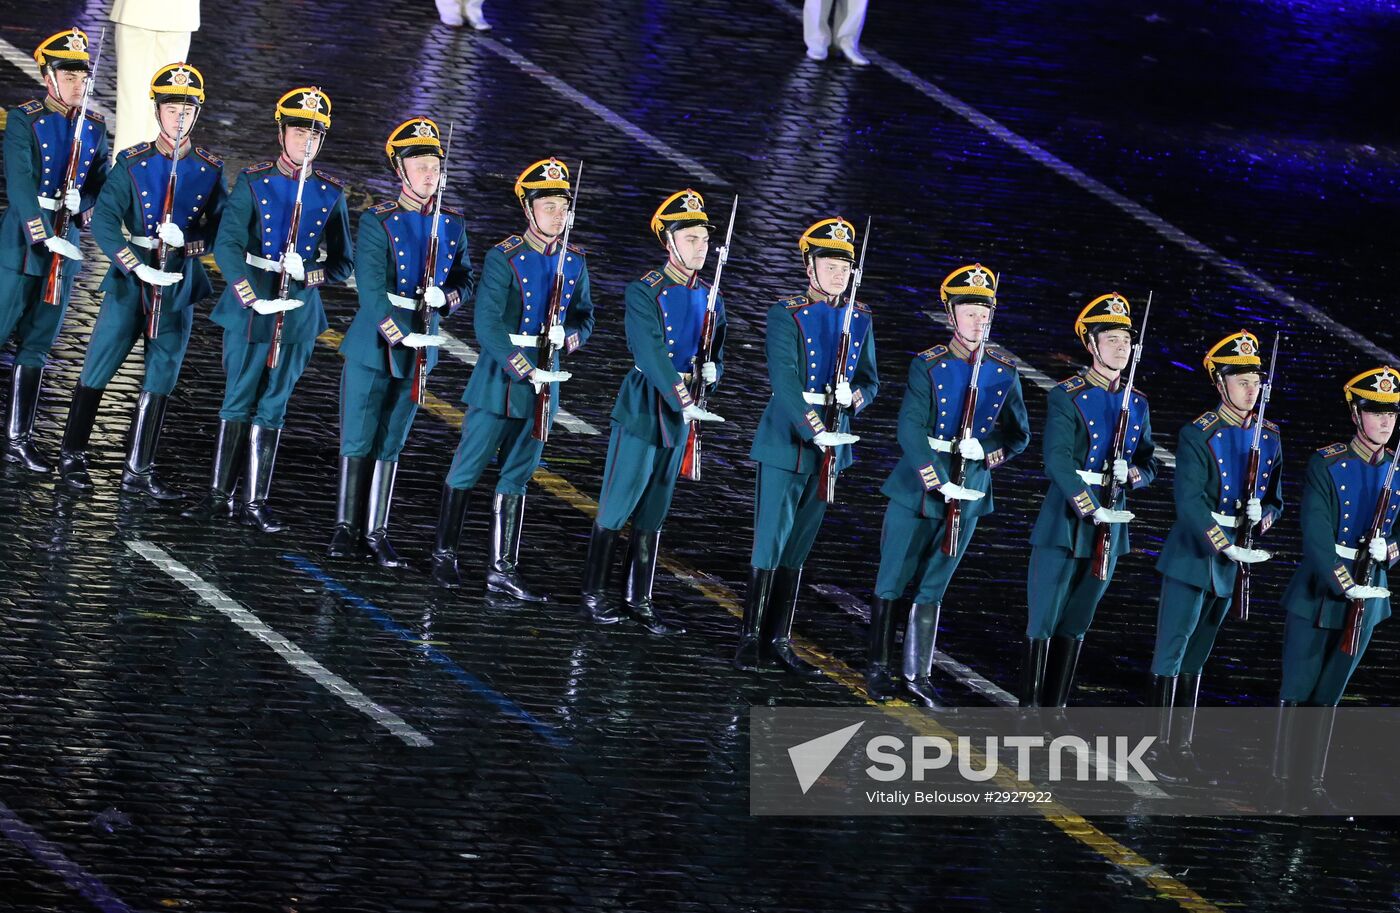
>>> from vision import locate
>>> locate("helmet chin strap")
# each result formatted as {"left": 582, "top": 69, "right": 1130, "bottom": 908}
{"left": 807, "top": 255, "right": 836, "bottom": 300}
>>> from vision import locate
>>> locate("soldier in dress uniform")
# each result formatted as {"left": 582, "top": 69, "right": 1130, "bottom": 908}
{"left": 183, "top": 87, "right": 353, "bottom": 528}
{"left": 1145, "top": 330, "right": 1283, "bottom": 782}
{"left": 1020, "top": 294, "right": 1158, "bottom": 707}
{"left": 734, "top": 218, "right": 877, "bottom": 676}
{"left": 1265, "top": 367, "right": 1398, "bottom": 812}
{"left": 56, "top": 63, "right": 225, "bottom": 500}
{"left": 429, "top": 158, "right": 592, "bottom": 600}
{"left": 865, "top": 265, "right": 1030, "bottom": 705}
{"left": 1, "top": 29, "right": 109, "bottom": 473}
{"left": 575, "top": 189, "right": 726, "bottom": 633}
{"left": 330, "top": 116, "right": 475, "bottom": 567}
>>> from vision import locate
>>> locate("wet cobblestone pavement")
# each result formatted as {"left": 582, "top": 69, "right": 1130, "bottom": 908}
{"left": 2, "top": 0, "right": 1399, "bottom": 910}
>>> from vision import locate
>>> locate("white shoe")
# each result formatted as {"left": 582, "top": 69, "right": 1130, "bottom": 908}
{"left": 840, "top": 44, "right": 870, "bottom": 66}
{"left": 806, "top": 46, "right": 829, "bottom": 61}
{"left": 466, "top": 0, "right": 492, "bottom": 30}
{"left": 436, "top": 0, "right": 464, "bottom": 26}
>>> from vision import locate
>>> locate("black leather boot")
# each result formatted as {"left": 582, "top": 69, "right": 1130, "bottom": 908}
{"left": 4, "top": 364, "right": 53, "bottom": 473}
{"left": 239, "top": 425, "right": 286, "bottom": 533}
{"left": 327, "top": 456, "right": 370, "bottom": 557}
{"left": 866, "top": 596, "right": 900, "bottom": 701}
{"left": 1173, "top": 672, "right": 1215, "bottom": 785}
{"left": 1301, "top": 705, "right": 1346, "bottom": 816}
{"left": 120, "top": 392, "right": 184, "bottom": 500}
{"left": 734, "top": 567, "right": 775, "bottom": 671}
{"left": 58, "top": 383, "right": 105, "bottom": 491}
{"left": 1018, "top": 637, "right": 1050, "bottom": 708}
{"left": 902, "top": 602, "right": 943, "bottom": 707}
{"left": 430, "top": 483, "right": 470, "bottom": 588}
{"left": 1043, "top": 634, "right": 1084, "bottom": 708}
{"left": 183, "top": 419, "right": 248, "bottom": 518}
{"left": 363, "top": 459, "right": 405, "bottom": 568}
{"left": 578, "top": 523, "right": 622, "bottom": 624}
{"left": 1259, "top": 699, "right": 1300, "bottom": 814}
{"left": 1142, "top": 674, "right": 1188, "bottom": 784}
{"left": 486, "top": 492, "right": 546, "bottom": 602}
{"left": 622, "top": 529, "right": 683, "bottom": 635}
{"left": 763, "top": 566, "right": 821, "bottom": 678}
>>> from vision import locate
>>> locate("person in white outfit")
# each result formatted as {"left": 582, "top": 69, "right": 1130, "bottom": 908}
{"left": 109, "top": 0, "right": 201, "bottom": 154}
{"left": 436, "top": 0, "right": 491, "bottom": 30}
{"left": 803, "top": 0, "right": 869, "bottom": 66}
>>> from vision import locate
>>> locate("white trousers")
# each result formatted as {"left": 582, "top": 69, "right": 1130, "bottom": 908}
{"left": 114, "top": 23, "right": 192, "bottom": 155}
{"left": 803, "top": 0, "right": 868, "bottom": 54}
{"left": 434, "top": 0, "right": 485, "bottom": 22}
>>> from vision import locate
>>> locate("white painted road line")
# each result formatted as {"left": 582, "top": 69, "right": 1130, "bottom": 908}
{"left": 762, "top": 0, "right": 1399, "bottom": 365}
{"left": 438, "top": 330, "right": 600, "bottom": 435}
{"left": 128, "top": 539, "right": 433, "bottom": 748}
{"left": 476, "top": 36, "right": 723, "bottom": 185}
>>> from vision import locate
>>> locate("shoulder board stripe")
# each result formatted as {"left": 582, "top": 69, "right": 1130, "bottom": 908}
{"left": 496, "top": 235, "right": 524, "bottom": 254}
{"left": 1317, "top": 442, "right": 1348, "bottom": 458}
{"left": 86, "top": 110, "right": 105, "bottom": 124}
{"left": 121, "top": 142, "right": 151, "bottom": 161}
{"left": 1194, "top": 411, "right": 1219, "bottom": 431}
{"left": 918, "top": 344, "right": 949, "bottom": 362}
{"left": 244, "top": 160, "right": 276, "bottom": 174}
{"left": 985, "top": 345, "right": 1017, "bottom": 367}
{"left": 780, "top": 295, "right": 810, "bottom": 309}
{"left": 1263, "top": 419, "right": 1280, "bottom": 434}
{"left": 441, "top": 204, "right": 464, "bottom": 218}
{"left": 19, "top": 99, "right": 43, "bottom": 115}
{"left": 567, "top": 242, "right": 586, "bottom": 256}
{"left": 370, "top": 200, "right": 399, "bottom": 215}
{"left": 194, "top": 146, "right": 223, "bottom": 168}
{"left": 1058, "top": 375, "right": 1087, "bottom": 393}
{"left": 313, "top": 168, "right": 344, "bottom": 188}
{"left": 640, "top": 270, "right": 664, "bottom": 287}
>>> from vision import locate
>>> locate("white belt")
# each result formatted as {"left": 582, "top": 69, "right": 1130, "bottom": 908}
{"left": 509, "top": 333, "right": 538, "bottom": 347}
{"left": 38, "top": 196, "right": 59, "bottom": 211}
{"left": 387, "top": 292, "right": 417, "bottom": 310}
{"left": 634, "top": 365, "right": 692, "bottom": 383}
{"left": 245, "top": 252, "right": 281, "bottom": 273}
{"left": 927, "top": 437, "right": 954, "bottom": 453}
{"left": 1076, "top": 469, "right": 1106, "bottom": 486}
{"left": 802, "top": 391, "right": 827, "bottom": 405}
{"left": 1211, "top": 512, "right": 1237, "bottom": 529}
{"left": 1336, "top": 544, "right": 1358, "bottom": 560}
{"left": 128, "top": 235, "right": 158, "bottom": 250}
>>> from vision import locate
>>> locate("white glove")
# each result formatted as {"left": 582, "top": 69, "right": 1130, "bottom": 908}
{"left": 1092, "top": 507, "right": 1135, "bottom": 525}
{"left": 1369, "top": 536, "right": 1388, "bottom": 562}
{"left": 1246, "top": 498, "right": 1263, "bottom": 524}
{"left": 547, "top": 323, "right": 565, "bottom": 347}
{"left": 701, "top": 361, "right": 718, "bottom": 384}
{"left": 157, "top": 221, "right": 184, "bottom": 249}
{"left": 938, "top": 482, "right": 985, "bottom": 502}
{"left": 402, "top": 333, "right": 445, "bottom": 349}
{"left": 134, "top": 263, "right": 181, "bottom": 286}
{"left": 423, "top": 286, "right": 446, "bottom": 310}
{"left": 1345, "top": 584, "right": 1390, "bottom": 601}
{"left": 282, "top": 251, "right": 306, "bottom": 282}
{"left": 1113, "top": 458, "right": 1129, "bottom": 485}
{"left": 813, "top": 430, "right": 859, "bottom": 448}
{"left": 958, "top": 437, "right": 985, "bottom": 461}
{"left": 529, "top": 367, "right": 571, "bottom": 384}
{"left": 1223, "top": 545, "right": 1271, "bottom": 564}
{"left": 835, "top": 381, "right": 853, "bottom": 407}
{"left": 44, "top": 236, "right": 83, "bottom": 261}
{"left": 251, "top": 297, "right": 302, "bottom": 315}
{"left": 63, "top": 187, "right": 83, "bottom": 213}
{"left": 682, "top": 404, "right": 725, "bottom": 423}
